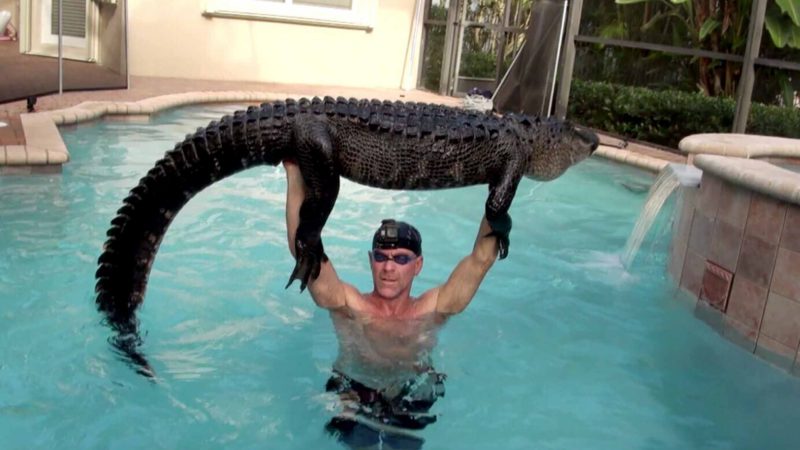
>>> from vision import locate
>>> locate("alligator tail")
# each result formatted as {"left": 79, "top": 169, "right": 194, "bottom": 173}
{"left": 94, "top": 102, "right": 294, "bottom": 373}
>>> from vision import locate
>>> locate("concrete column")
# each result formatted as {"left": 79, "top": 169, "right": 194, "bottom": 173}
{"left": 554, "top": 0, "right": 583, "bottom": 119}
{"left": 733, "top": 0, "right": 768, "bottom": 133}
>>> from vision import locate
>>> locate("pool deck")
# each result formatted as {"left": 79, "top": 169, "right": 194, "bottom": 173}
{"left": 0, "top": 76, "right": 683, "bottom": 174}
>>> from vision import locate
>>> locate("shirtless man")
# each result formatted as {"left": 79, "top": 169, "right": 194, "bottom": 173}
{"left": 284, "top": 161, "right": 499, "bottom": 448}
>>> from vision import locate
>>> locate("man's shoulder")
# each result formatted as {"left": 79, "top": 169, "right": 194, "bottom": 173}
{"left": 417, "top": 287, "right": 440, "bottom": 301}
{"left": 413, "top": 288, "right": 441, "bottom": 315}
{"left": 339, "top": 285, "right": 371, "bottom": 311}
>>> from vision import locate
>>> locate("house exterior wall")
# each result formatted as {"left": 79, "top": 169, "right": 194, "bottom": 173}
{"left": 97, "top": 0, "right": 125, "bottom": 74}
{"left": 128, "top": 0, "right": 419, "bottom": 89}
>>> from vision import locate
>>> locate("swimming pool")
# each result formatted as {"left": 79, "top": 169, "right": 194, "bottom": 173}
{"left": 2, "top": 104, "right": 799, "bottom": 449}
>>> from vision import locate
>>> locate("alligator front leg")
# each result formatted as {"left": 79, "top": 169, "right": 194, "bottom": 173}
{"left": 485, "top": 172, "right": 521, "bottom": 259}
{"left": 286, "top": 119, "right": 341, "bottom": 291}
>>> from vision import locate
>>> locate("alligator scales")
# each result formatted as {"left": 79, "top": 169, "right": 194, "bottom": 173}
{"left": 94, "top": 96, "right": 597, "bottom": 370}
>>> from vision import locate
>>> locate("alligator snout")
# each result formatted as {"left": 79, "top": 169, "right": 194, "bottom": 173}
{"left": 575, "top": 127, "right": 599, "bottom": 153}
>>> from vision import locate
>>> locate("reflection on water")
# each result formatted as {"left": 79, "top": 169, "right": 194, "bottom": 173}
{"left": 0, "top": 3, "right": 128, "bottom": 103}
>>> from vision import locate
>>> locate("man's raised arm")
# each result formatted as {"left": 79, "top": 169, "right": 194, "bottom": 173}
{"left": 284, "top": 161, "right": 354, "bottom": 310}
{"left": 434, "top": 216, "right": 499, "bottom": 315}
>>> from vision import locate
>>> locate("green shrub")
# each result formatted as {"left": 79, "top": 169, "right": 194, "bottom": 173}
{"left": 460, "top": 50, "right": 496, "bottom": 79}
{"left": 568, "top": 80, "right": 800, "bottom": 149}
{"left": 421, "top": 26, "right": 445, "bottom": 91}
{"left": 750, "top": 102, "right": 800, "bottom": 138}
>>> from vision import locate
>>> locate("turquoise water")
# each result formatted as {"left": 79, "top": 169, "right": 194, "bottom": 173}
{"left": 1, "top": 104, "right": 799, "bottom": 449}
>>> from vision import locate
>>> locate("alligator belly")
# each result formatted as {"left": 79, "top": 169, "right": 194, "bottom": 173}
{"left": 340, "top": 167, "right": 484, "bottom": 191}
{"left": 336, "top": 149, "right": 488, "bottom": 191}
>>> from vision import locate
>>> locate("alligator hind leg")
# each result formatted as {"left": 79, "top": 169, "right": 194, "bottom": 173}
{"left": 286, "top": 119, "right": 340, "bottom": 291}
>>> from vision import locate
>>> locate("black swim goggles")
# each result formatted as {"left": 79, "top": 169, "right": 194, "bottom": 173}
{"left": 369, "top": 250, "right": 417, "bottom": 265}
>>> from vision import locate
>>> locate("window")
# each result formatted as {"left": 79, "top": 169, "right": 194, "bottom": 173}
{"left": 204, "top": 0, "right": 376, "bottom": 31}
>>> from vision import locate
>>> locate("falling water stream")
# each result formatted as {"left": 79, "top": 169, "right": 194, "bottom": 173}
{"left": 622, "top": 163, "right": 703, "bottom": 268}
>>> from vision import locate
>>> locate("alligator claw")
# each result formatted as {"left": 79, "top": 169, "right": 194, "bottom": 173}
{"left": 487, "top": 230, "right": 510, "bottom": 259}
{"left": 286, "top": 239, "right": 325, "bottom": 292}
{"left": 486, "top": 212, "right": 512, "bottom": 259}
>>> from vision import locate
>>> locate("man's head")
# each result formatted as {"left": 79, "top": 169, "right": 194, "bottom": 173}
{"left": 369, "top": 219, "right": 423, "bottom": 301}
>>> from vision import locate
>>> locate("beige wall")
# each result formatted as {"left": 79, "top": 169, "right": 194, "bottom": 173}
{"left": 128, "top": 0, "right": 419, "bottom": 89}
{"left": 97, "top": 0, "right": 125, "bottom": 73}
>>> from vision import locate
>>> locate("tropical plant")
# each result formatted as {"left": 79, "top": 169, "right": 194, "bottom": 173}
{"left": 460, "top": 0, "right": 534, "bottom": 79}
{"left": 611, "top": 0, "right": 749, "bottom": 96}
{"left": 611, "top": 0, "right": 800, "bottom": 99}
{"left": 765, "top": 0, "right": 800, "bottom": 48}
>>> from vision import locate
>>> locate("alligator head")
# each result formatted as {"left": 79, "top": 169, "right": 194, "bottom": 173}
{"left": 523, "top": 118, "right": 599, "bottom": 181}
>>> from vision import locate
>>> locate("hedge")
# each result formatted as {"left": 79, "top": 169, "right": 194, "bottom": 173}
{"left": 568, "top": 80, "right": 800, "bottom": 149}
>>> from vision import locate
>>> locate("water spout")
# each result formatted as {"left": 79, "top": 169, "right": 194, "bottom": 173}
{"left": 666, "top": 163, "right": 703, "bottom": 188}
{"left": 622, "top": 163, "right": 702, "bottom": 269}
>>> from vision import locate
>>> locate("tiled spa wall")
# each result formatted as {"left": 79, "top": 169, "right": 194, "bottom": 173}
{"left": 669, "top": 173, "right": 800, "bottom": 374}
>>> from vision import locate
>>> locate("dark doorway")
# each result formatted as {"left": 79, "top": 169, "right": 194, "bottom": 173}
{"left": 418, "top": 0, "right": 533, "bottom": 96}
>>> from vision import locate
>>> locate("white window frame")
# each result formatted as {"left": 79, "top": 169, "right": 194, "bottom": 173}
{"left": 41, "top": 0, "right": 91, "bottom": 48}
{"left": 204, "top": 0, "right": 376, "bottom": 31}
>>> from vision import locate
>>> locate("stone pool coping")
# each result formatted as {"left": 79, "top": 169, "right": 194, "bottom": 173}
{"left": 0, "top": 90, "right": 675, "bottom": 175}
{"left": 693, "top": 154, "right": 800, "bottom": 206}
{"left": 680, "top": 133, "right": 800, "bottom": 159}
{"left": 679, "top": 133, "right": 800, "bottom": 208}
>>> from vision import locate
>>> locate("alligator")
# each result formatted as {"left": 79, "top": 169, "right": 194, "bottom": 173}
{"left": 94, "top": 96, "right": 597, "bottom": 374}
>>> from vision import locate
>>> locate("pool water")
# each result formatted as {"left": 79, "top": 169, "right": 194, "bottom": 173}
{"left": 2, "top": 104, "right": 799, "bottom": 449}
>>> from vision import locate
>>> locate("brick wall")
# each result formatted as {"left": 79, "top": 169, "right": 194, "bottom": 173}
{"left": 670, "top": 173, "right": 800, "bottom": 374}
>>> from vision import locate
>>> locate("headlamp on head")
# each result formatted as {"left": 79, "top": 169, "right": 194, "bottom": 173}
{"left": 379, "top": 219, "right": 399, "bottom": 242}
{"left": 372, "top": 219, "right": 422, "bottom": 256}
